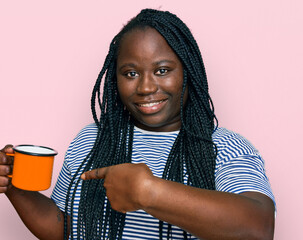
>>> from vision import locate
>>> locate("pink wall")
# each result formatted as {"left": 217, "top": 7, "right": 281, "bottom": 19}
{"left": 1, "top": 0, "right": 302, "bottom": 239}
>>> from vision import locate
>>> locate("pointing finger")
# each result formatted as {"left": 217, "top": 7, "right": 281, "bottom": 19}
{"left": 81, "top": 167, "right": 109, "bottom": 180}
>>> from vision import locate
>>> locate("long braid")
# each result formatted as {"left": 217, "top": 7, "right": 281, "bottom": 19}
{"left": 144, "top": 10, "right": 217, "bottom": 237}
{"left": 65, "top": 9, "right": 218, "bottom": 239}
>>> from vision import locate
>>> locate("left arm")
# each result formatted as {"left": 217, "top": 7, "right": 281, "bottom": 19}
{"left": 81, "top": 163, "right": 275, "bottom": 240}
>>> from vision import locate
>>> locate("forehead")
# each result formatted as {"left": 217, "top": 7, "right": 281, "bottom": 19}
{"left": 117, "top": 27, "right": 179, "bottom": 62}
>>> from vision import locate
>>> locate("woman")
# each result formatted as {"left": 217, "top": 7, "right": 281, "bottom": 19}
{"left": 0, "top": 9, "right": 275, "bottom": 240}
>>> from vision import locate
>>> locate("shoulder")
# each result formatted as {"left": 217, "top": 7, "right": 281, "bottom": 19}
{"left": 76, "top": 123, "right": 98, "bottom": 138}
{"left": 212, "top": 127, "right": 265, "bottom": 170}
{"left": 212, "top": 127, "right": 260, "bottom": 159}
{"left": 212, "top": 128, "right": 276, "bottom": 205}
{"left": 64, "top": 123, "right": 98, "bottom": 165}
{"left": 71, "top": 123, "right": 98, "bottom": 146}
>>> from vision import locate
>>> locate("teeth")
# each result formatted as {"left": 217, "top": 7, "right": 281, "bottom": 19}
{"left": 138, "top": 100, "right": 164, "bottom": 107}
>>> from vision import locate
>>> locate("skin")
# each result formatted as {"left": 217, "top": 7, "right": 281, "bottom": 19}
{"left": 116, "top": 27, "right": 188, "bottom": 132}
{"left": 0, "top": 27, "right": 275, "bottom": 240}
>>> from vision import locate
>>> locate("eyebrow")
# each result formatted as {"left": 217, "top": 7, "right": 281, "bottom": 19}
{"left": 154, "top": 60, "right": 175, "bottom": 66}
{"left": 118, "top": 63, "right": 137, "bottom": 70}
{"left": 118, "top": 60, "right": 176, "bottom": 71}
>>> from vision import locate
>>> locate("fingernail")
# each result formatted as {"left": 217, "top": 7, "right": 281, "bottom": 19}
{"left": 80, "top": 174, "right": 85, "bottom": 180}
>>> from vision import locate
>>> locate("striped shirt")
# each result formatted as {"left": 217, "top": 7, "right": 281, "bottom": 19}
{"left": 51, "top": 123, "right": 275, "bottom": 239}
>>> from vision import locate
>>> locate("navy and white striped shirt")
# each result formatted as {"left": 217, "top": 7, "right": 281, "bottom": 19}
{"left": 51, "top": 123, "right": 275, "bottom": 239}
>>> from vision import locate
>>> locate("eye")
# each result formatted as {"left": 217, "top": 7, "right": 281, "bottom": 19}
{"left": 155, "top": 68, "right": 169, "bottom": 75}
{"left": 125, "top": 71, "right": 139, "bottom": 78}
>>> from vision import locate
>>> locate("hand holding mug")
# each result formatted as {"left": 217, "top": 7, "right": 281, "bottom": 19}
{"left": 1, "top": 144, "right": 57, "bottom": 192}
{"left": 0, "top": 145, "right": 14, "bottom": 193}
{"left": 7, "top": 145, "right": 58, "bottom": 191}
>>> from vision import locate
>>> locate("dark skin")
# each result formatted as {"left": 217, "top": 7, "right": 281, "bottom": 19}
{"left": 1, "top": 27, "right": 275, "bottom": 240}
{"left": 116, "top": 28, "right": 188, "bottom": 132}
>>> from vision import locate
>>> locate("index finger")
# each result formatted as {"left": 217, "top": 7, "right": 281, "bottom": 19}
{"left": 81, "top": 167, "right": 109, "bottom": 180}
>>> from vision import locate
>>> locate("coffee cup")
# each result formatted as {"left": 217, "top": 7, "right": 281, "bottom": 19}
{"left": 7, "top": 144, "right": 58, "bottom": 191}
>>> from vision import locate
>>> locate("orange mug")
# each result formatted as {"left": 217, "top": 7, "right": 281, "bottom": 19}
{"left": 7, "top": 145, "right": 58, "bottom": 191}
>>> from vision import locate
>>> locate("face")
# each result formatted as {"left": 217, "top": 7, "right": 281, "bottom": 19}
{"left": 116, "top": 27, "right": 187, "bottom": 132}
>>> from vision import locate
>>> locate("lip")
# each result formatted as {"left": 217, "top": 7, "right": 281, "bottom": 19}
{"left": 135, "top": 99, "right": 168, "bottom": 114}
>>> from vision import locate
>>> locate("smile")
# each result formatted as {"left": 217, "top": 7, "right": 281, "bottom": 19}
{"left": 137, "top": 100, "right": 166, "bottom": 107}
{"left": 135, "top": 99, "right": 168, "bottom": 114}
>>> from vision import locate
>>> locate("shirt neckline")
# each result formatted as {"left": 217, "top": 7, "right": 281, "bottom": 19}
{"left": 134, "top": 126, "right": 180, "bottom": 135}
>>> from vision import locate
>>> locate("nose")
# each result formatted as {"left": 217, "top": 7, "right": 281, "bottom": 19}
{"left": 136, "top": 73, "right": 158, "bottom": 95}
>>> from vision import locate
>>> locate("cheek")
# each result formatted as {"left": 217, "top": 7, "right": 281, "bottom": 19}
{"left": 117, "top": 81, "right": 136, "bottom": 110}
{"left": 117, "top": 82, "right": 123, "bottom": 97}
{"left": 164, "top": 76, "right": 184, "bottom": 98}
{"left": 117, "top": 80, "right": 128, "bottom": 100}
{"left": 165, "top": 69, "right": 183, "bottom": 89}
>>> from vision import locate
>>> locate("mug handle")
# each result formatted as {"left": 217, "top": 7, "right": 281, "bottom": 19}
{"left": 5, "top": 153, "right": 14, "bottom": 178}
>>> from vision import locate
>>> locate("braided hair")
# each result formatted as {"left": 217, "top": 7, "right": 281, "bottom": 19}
{"left": 64, "top": 8, "right": 218, "bottom": 240}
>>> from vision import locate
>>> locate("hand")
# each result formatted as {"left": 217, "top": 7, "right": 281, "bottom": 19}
{"left": 81, "top": 163, "right": 155, "bottom": 213}
{"left": 0, "top": 145, "right": 14, "bottom": 193}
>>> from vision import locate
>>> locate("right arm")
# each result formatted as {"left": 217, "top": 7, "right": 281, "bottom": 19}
{"left": 0, "top": 145, "right": 69, "bottom": 240}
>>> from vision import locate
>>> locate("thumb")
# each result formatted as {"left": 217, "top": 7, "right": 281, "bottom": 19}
{"left": 1, "top": 144, "right": 14, "bottom": 153}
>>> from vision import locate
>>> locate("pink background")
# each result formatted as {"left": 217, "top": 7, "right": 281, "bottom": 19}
{"left": 1, "top": 0, "right": 302, "bottom": 239}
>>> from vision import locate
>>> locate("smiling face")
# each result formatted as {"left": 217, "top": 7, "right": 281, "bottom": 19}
{"left": 116, "top": 27, "right": 187, "bottom": 132}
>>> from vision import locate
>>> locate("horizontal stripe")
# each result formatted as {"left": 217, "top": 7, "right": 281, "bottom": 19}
{"left": 51, "top": 123, "right": 275, "bottom": 239}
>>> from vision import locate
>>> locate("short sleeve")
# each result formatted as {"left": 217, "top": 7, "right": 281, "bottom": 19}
{"left": 213, "top": 128, "right": 276, "bottom": 207}
{"left": 51, "top": 123, "right": 98, "bottom": 214}
{"left": 215, "top": 154, "right": 275, "bottom": 204}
